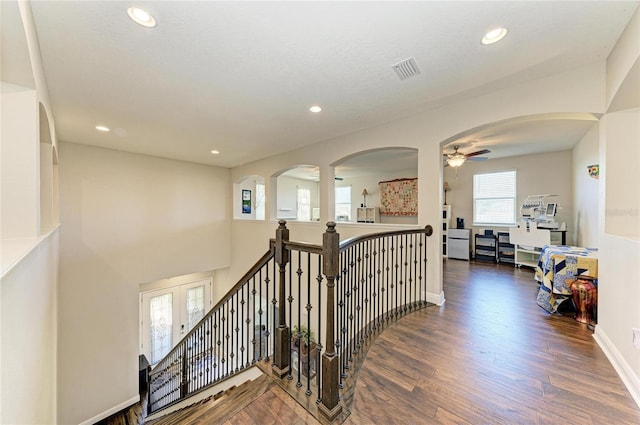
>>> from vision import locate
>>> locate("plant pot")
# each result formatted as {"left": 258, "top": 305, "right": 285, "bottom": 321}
{"left": 291, "top": 340, "right": 317, "bottom": 379}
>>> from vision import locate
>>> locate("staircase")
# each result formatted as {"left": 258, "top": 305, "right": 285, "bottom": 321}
{"left": 145, "top": 221, "right": 433, "bottom": 423}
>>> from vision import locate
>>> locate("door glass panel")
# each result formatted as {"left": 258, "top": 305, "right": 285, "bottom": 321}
{"left": 186, "top": 286, "right": 205, "bottom": 332}
{"left": 150, "top": 293, "right": 173, "bottom": 364}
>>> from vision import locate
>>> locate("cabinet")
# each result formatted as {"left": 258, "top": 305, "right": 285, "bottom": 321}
{"left": 442, "top": 206, "right": 451, "bottom": 257}
{"left": 356, "top": 207, "right": 379, "bottom": 223}
{"left": 497, "top": 232, "right": 515, "bottom": 265}
{"left": 515, "top": 246, "right": 543, "bottom": 268}
{"left": 475, "top": 234, "right": 497, "bottom": 262}
{"left": 509, "top": 224, "right": 550, "bottom": 268}
{"left": 448, "top": 228, "right": 471, "bottom": 260}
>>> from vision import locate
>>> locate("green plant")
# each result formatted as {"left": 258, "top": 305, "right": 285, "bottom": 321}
{"left": 292, "top": 324, "right": 315, "bottom": 347}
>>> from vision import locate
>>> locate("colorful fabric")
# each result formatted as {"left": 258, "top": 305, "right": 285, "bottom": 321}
{"left": 378, "top": 178, "right": 418, "bottom": 216}
{"left": 535, "top": 245, "right": 598, "bottom": 314}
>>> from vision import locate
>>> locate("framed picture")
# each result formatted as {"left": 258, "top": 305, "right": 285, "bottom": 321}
{"left": 242, "top": 189, "right": 251, "bottom": 214}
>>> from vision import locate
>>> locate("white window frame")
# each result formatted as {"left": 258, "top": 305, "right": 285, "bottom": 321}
{"left": 473, "top": 170, "right": 517, "bottom": 226}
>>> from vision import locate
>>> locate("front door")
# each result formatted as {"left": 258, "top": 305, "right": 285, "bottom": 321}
{"left": 140, "top": 279, "right": 212, "bottom": 365}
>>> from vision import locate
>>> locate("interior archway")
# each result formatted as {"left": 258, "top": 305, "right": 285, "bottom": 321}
{"left": 233, "top": 175, "right": 266, "bottom": 220}
{"left": 273, "top": 165, "right": 320, "bottom": 221}
{"left": 333, "top": 148, "right": 418, "bottom": 224}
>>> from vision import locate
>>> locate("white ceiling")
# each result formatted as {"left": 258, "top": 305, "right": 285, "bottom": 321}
{"left": 6, "top": 1, "right": 638, "bottom": 168}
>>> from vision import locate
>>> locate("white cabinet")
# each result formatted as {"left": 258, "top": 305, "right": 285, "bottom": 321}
{"left": 448, "top": 228, "right": 471, "bottom": 260}
{"left": 356, "top": 207, "right": 379, "bottom": 223}
{"left": 514, "top": 246, "right": 543, "bottom": 268}
{"left": 509, "top": 222, "right": 550, "bottom": 268}
{"left": 442, "top": 206, "right": 451, "bottom": 257}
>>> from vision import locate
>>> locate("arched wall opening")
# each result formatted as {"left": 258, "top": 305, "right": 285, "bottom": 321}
{"left": 332, "top": 147, "right": 418, "bottom": 225}
{"left": 272, "top": 165, "right": 321, "bottom": 222}
{"left": 233, "top": 175, "right": 266, "bottom": 220}
{"left": 438, "top": 112, "right": 600, "bottom": 256}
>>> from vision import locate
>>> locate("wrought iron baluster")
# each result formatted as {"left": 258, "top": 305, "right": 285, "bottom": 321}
{"left": 338, "top": 250, "right": 346, "bottom": 385}
{"left": 401, "top": 233, "right": 407, "bottom": 314}
{"left": 295, "top": 250, "right": 303, "bottom": 388}
{"left": 365, "top": 239, "right": 371, "bottom": 338}
{"left": 240, "top": 286, "right": 245, "bottom": 370}
{"left": 233, "top": 292, "right": 238, "bottom": 373}
{"left": 287, "top": 252, "right": 293, "bottom": 381}
{"left": 258, "top": 269, "right": 263, "bottom": 360}
{"left": 317, "top": 254, "right": 323, "bottom": 403}
{"left": 265, "top": 261, "right": 270, "bottom": 362}
{"left": 305, "top": 251, "right": 312, "bottom": 397}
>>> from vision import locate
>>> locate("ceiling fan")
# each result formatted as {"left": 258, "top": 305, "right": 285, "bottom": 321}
{"left": 443, "top": 145, "right": 491, "bottom": 167}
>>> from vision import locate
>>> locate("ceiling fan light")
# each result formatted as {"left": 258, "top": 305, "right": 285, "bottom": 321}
{"left": 447, "top": 156, "right": 466, "bottom": 167}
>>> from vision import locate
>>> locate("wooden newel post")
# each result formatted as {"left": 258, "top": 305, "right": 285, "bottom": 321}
{"left": 272, "top": 220, "right": 291, "bottom": 377}
{"left": 319, "top": 221, "right": 343, "bottom": 421}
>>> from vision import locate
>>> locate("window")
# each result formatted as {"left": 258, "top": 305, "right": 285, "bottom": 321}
{"left": 296, "top": 186, "right": 311, "bottom": 221}
{"left": 335, "top": 186, "right": 351, "bottom": 221}
{"left": 473, "top": 170, "right": 516, "bottom": 225}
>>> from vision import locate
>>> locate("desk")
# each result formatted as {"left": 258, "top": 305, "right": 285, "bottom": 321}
{"left": 535, "top": 245, "right": 598, "bottom": 314}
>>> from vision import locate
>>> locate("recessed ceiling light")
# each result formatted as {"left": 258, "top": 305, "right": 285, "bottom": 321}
{"left": 482, "top": 27, "right": 507, "bottom": 45}
{"left": 210, "top": 150, "right": 220, "bottom": 155}
{"left": 96, "top": 125, "right": 110, "bottom": 132}
{"left": 127, "top": 7, "right": 157, "bottom": 28}
{"left": 309, "top": 105, "right": 322, "bottom": 113}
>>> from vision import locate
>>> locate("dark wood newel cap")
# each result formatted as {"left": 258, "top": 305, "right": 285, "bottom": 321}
{"left": 326, "top": 221, "right": 337, "bottom": 232}
{"left": 278, "top": 220, "right": 287, "bottom": 228}
{"left": 425, "top": 224, "right": 433, "bottom": 236}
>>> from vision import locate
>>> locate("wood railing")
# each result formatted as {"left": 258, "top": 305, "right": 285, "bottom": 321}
{"left": 147, "top": 221, "right": 433, "bottom": 421}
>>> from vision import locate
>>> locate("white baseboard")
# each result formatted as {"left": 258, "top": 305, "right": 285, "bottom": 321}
{"left": 79, "top": 394, "right": 140, "bottom": 425}
{"left": 594, "top": 326, "right": 640, "bottom": 408}
{"left": 426, "top": 291, "right": 445, "bottom": 306}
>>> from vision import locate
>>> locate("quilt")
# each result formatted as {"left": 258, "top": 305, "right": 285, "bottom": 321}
{"left": 535, "top": 245, "right": 598, "bottom": 314}
{"left": 378, "top": 178, "right": 418, "bottom": 216}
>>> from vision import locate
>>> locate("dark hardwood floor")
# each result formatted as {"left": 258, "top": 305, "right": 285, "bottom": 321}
{"left": 151, "top": 260, "right": 640, "bottom": 424}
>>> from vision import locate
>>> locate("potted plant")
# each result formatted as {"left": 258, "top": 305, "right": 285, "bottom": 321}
{"left": 291, "top": 324, "right": 317, "bottom": 378}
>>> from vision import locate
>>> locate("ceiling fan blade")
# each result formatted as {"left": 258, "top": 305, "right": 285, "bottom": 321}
{"left": 464, "top": 149, "right": 491, "bottom": 158}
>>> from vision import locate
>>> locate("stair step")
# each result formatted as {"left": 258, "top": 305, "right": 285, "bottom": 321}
{"left": 146, "top": 371, "right": 275, "bottom": 425}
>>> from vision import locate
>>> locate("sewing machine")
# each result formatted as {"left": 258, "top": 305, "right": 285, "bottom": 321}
{"left": 520, "top": 194, "right": 559, "bottom": 229}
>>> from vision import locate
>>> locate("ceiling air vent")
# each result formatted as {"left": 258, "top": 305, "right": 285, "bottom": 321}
{"left": 392, "top": 57, "right": 421, "bottom": 81}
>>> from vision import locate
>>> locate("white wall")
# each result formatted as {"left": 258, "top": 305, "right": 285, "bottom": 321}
{"left": 0, "top": 229, "right": 58, "bottom": 425}
{"left": 572, "top": 124, "right": 600, "bottom": 247}
{"left": 0, "top": 83, "right": 39, "bottom": 241}
{"left": 57, "top": 142, "right": 231, "bottom": 424}
{"left": 1, "top": 2, "right": 59, "bottom": 422}
{"left": 443, "top": 149, "right": 575, "bottom": 249}
{"left": 594, "top": 6, "right": 640, "bottom": 408}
